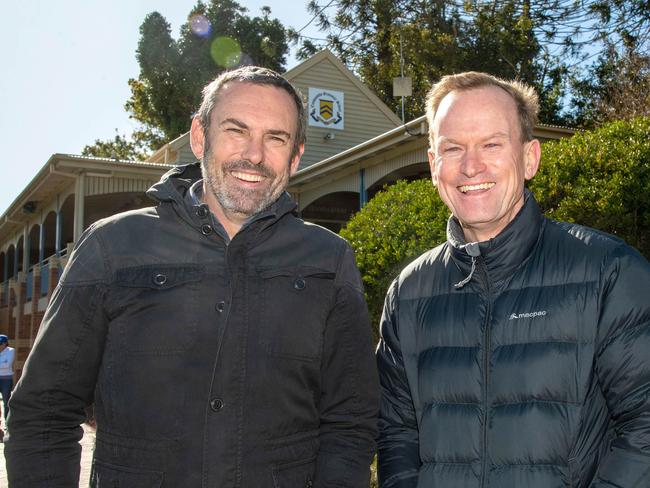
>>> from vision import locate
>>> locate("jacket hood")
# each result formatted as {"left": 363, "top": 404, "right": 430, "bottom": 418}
{"left": 145, "top": 162, "right": 298, "bottom": 230}
{"left": 447, "top": 189, "right": 544, "bottom": 286}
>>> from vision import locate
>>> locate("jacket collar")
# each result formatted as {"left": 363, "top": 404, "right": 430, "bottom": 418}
{"left": 447, "top": 189, "right": 544, "bottom": 286}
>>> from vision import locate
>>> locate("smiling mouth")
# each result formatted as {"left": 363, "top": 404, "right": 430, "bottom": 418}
{"left": 231, "top": 171, "right": 265, "bottom": 183}
{"left": 458, "top": 182, "right": 495, "bottom": 193}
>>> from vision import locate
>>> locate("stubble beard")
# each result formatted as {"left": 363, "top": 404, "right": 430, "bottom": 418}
{"left": 202, "top": 153, "right": 291, "bottom": 218}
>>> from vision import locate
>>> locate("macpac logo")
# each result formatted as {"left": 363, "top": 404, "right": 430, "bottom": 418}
{"left": 509, "top": 310, "right": 547, "bottom": 320}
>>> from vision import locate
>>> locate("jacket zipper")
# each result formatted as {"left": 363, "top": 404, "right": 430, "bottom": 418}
{"left": 478, "top": 256, "right": 493, "bottom": 488}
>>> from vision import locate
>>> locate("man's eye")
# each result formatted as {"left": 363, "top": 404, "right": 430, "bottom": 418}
{"left": 226, "top": 127, "right": 243, "bottom": 134}
{"left": 485, "top": 143, "right": 501, "bottom": 149}
{"left": 443, "top": 147, "right": 460, "bottom": 153}
{"left": 269, "top": 136, "right": 287, "bottom": 144}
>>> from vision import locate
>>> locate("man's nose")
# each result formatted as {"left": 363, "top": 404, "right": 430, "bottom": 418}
{"left": 461, "top": 147, "right": 486, "bottom": 178}
{"left": 240, "top": 135, "right": 264, "bottom": 165}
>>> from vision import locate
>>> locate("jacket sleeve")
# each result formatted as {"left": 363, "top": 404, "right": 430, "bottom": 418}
{"left": 4, "top": 227, "right": 109, "bottom": 488}
{"left": 376, "top": 279, "right": 420, "bottom": 488}
{"left": 590, "top": 245, "right": 650, "bottom": 487}
{"left": 313, "top": 245, "right": 380, "bottom": 488}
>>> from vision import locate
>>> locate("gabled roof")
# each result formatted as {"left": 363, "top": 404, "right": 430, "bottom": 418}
{"left": 284, "top": 49, "right": 402, "bottom": 125}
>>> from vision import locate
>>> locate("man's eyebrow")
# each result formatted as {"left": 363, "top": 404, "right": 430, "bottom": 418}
{"left": 220, "top": 118, "right": 248, "bottom": 129}
{"left": 437, "top": 132, "right": 510, "bottom": 144}
{"left": 220, "top": 118, "right": 292, "bottom": 139}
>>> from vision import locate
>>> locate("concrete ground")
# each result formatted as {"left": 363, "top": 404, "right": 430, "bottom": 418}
{"left": 1, "top": 423, "right": 96, "bottom": 487}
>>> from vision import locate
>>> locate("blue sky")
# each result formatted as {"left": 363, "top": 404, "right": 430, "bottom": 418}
{"left": 0, "top": 1, "right": 320, "bottom": 214}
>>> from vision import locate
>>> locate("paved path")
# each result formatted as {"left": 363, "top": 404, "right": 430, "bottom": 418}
{"left": 1, "top": 423, "right": 96, "bottom": 487}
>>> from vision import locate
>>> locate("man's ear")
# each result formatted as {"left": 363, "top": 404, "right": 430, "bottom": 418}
{"left": 524, "top": 138, "right": 541, "bottom": 180}
{"left": 289, "top": 143, "right": 305, "bottom": 176}
{"left": 427, "top": 148, "right": 439, "bottom": 186}
{"left": 190, "top": 117, "right": 206, "bottom": 159}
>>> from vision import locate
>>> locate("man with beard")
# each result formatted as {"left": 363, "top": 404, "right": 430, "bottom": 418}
{"left": 5, "top": 67, "right": 380, "bottom": 488}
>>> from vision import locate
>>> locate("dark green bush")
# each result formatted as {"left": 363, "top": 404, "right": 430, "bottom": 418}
{"left": 340, "top": 179, "right": 450, "bottom": 338}
{"left": 531, "top": 116, "right": 650, "bottom": 258}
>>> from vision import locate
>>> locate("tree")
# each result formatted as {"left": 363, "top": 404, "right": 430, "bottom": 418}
{"left": 83, "top": 0, "right": 289, "bottom": 160}
{"left": 295, "top": 0, "right": 570, "bottom": 123}
{"left": 570, "top": 40, "right": 650, "bottom": 127}
{"left": 81, "top": 132, "right": 147, "bottom": 161}
{"left": 342, "top": 117, "right": 650, "bottom": 335}
{"left": 294, "top": 0, "right": 650, "bottom": 124}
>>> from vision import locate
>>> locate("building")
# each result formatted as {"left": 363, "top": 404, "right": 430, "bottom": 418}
{"left": 0, "top": 50, "right": 574, "bottom": 374}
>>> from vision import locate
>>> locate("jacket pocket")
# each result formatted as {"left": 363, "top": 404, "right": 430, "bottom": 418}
{"left": 258, "top": 267, "right": 336, "bottom": 361}
{"left": 271, "top": 456, "right": 317, "bottom": 488}
{"left": 90, "top": 460, "right": 163, "bottom": 487}
{"left": 111, "top": 265, "right": 203, "bottom": 355}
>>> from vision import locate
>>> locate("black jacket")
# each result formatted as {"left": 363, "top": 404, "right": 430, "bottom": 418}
{"left": 377, "top": 191, "right": 650, "bottom": 487}
{"left": 5, "top": 163, "right": 380, "bottom": 487}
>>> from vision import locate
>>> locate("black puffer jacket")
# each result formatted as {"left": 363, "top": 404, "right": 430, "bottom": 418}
{"left": 6, "top": 163, "right": 380, "bottom": 487}
{"left": 377, "top": 191, "right": 650, "bottom": 487}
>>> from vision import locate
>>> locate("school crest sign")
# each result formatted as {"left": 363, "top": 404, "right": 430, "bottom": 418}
{"left": 308, "top": 88, "right": 344, "bottom": 130}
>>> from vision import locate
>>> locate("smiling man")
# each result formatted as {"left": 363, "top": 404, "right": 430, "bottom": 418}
{"left": 5, "top": 67, "right": 380, "bottom": 488}
{"left": 376, "top": 72, "right": 650, "bottom": 487}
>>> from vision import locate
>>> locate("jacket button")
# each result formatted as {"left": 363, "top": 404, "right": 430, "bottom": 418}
{"left": 196, "top": 206, "right": 209, "bottom": 218}
{"left": 293, "top": 278, "right": 306, "bottom": 290}
{"left": 210, "top": 398, "right": 224, "bottom": 412}
{"left": 153, "top": 273, "right": 167, "bottom": 286}
{"left": 306, "top": 480, "right": 313, "bottom": 488}
{"left": 201, "top": 224, "right": 213, "bottom": 235}
{"left": 215, "top": 301, "right": 226, "bottom": 313}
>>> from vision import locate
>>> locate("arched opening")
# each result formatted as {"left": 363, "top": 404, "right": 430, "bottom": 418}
{"left": 367, "top": 162, "right": 430, "bottom": 201}
{"left": 42, "top": 211, "right": 57, "bottom": 260}
{"left": 16, "top": 236, "right": 24, "bottom": 274}
{"left": 6, "top": 245, "right": 15, "bottom": 279}
{"left": 60, "top": 195, "right": 75, "bottom": 251}
{"left": 28, "top": 224, "right": 40, "bottom": 267}
{"left": 301, "top": 192, "right": 360, "bottom": 233}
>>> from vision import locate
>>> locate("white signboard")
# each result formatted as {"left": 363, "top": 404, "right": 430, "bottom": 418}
{"left": 308, "top": 87, "right": 344, "bottom": 130}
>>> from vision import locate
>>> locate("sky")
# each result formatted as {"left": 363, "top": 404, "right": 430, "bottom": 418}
{"left": 0, "top": 1, "right": 321, "bottom": 215}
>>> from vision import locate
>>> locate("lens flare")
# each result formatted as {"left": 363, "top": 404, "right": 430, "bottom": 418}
{"left": 211, "top": 37, "right": 242, "bottom": 68}
{"left": 190, "top": 14, "right": 211, "bottom": 38}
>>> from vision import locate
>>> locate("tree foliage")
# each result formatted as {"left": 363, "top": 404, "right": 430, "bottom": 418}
{"left": 294, "top": 0, "right": 649, "bottom": 125}
{"left": 570, "top": 40, "right": 650, "bottom": 128}
{"left": 81, "top": 132, "right": 148, "bottom": 161}
{"left": 342, "top": 117, "right": 650, "bottom": 335}
{"left": 83, "top": 0, "right": 289, "bottom": 160}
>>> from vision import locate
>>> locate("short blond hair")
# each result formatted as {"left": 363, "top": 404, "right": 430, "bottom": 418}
{"left": 426, "top": 71, "right": 539, "bottom": 144}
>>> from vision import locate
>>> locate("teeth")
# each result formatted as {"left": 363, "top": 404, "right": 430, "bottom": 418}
{"left": 458, "top": 182, "right": 495, "bottom": 193}
{"left": 232, "top": 171, "right": 264, "bottom": 182}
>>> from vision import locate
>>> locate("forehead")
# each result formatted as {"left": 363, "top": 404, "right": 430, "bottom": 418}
{"left": 433, "top": 86, "right": 519, "bottom": 138}
{"left": 211, "top": 82, "right": 298, "bottom": 127}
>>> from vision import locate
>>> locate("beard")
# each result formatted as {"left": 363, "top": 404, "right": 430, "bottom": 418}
{"left": 202, "top": 156, "right": 291, "bottom": 218}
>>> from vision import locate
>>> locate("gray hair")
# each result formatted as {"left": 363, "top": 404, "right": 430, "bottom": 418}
{"left": 196, "top": 66, "right": 306, "bottom": 159}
